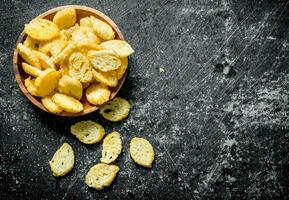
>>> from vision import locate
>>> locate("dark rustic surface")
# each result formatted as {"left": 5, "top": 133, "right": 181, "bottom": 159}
{"left": 1, "top": 0, "right": 289, "bottom": 199}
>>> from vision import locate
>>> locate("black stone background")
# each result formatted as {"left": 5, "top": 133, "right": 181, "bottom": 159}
{"left": 1, "top": 0, "right": 289, "bottom": 199}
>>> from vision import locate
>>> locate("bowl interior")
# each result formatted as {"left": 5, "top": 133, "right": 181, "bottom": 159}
{"left": 13, "top": 5, "right": 126, "bottom": 117}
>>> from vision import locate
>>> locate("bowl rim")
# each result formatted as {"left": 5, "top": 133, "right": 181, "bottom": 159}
{"left": 12, "top": 5, "right": 127, "bottom": 117}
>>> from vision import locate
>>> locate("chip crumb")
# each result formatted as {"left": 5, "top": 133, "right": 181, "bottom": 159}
{"left": 159, "top": 67, "right": 165, "bottom": 73}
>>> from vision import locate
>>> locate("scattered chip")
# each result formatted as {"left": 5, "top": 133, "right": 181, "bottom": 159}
{"left": 41, "top": 95, "right": 63, "bottom": 113}
{"left": 70, "top": 121, "right": 105, "bottom": 144}
{"left": 85, "top": 163, "right": 119, "bottom": 190}
{"left": 85, "top": 84, "right": 111, "bottom": 106}
{"left": 49, "top": 143, "right": 75, "bottom": 177}
{"left": 68, "top": 52, "right": 93, "bottom": 83}
{"left": 24, "top": 18, "right": 59, "bottom": 41}
{"left": 58, "top": 75, "right": 83, "bottom": 100}
{"left": 53, "top": 8, "right": 77, "bottom": 30}
{"left": 52, "top": 93, "right": 83, "bottom": 113}
{"left": 101, "top": 132, "right": 122, "bottom": 164}
{"left": 99, "top": 97, "right": 131, "bottom": 122}
{"left": 100, "top": 40, "right": 134, "bottom": 58}
{"left": 35, "top": 69, "right": 61, "bottom": 96}
{"left": 88, "top": 50, "right": 121, "bottom": 72}
{"left": 91, "top": 16, "right": 115, "bottom": 41}
{"left": 92, "top": 70, "right": 118, "bottom": 87}
{"left": 130, "top": 137, "right": 155, "bottom": 168}
{"left": 17, "top": 43, "right": 41, "bottom": 69}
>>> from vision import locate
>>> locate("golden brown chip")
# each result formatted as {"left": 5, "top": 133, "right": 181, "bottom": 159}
{"left": 52, "top": 93, "right": 83, "bottom": 113}
{"left": 58, "top": 75, "right": 83, "bottom": 100}
{"left": 23, "top": 36, "right": 38, "bottom": 50}
{"left": 91, "top": 16, "right": 115, "bottom": 41}
{"left": 38, "top": 32, "right": 68, "bottom": 57}
{"left": 92, "top": 70, "right": 118, "bottom": 87}
{"left": 85, "top": 84, "right": 111, "bottom": 106}
{"left": 32, "top": 50, "right": 55, "bottom": 69}
{"left": 34, "top": 69, "right": 61, "bottom": 96}
{"left": 87, "top": 50, "right": 121, "bottom": 72}
{"left": 53, "top": 8, "right": 77, "bottom": 29}
{"left": 22, "top": 63, "right": 42, "bottom": 77}
{"left": 79, "top": 16, "right": 93, "bottom": 27}
{"left": 17, "top": 43, "right": 41, "bottom": 69}
{"left": 101, "top": 131, "right": 122, "bottom": 164}
{"left": 24, "top": 18, "right": 60, "bottom": 41}
{"left": 41, "top": 95, "right": 63, "bottom": 113}
{"left": 72, "top": 26, "right": 101, "bottom": 44}
{"left": 100, "top": 40, "right": 135, "bottom": 58}
{"left": 52, "top": 42, "right": 77, "bottom": 64}
{"left": 114, "top": 57, "right": 128, "bottom": 80}
{"left": 24, "top": 76, "right": 38, "bottom": 96}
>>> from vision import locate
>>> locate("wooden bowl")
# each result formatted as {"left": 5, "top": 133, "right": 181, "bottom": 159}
{"left": 13, "top": 5, "right": 127, "bottom": 117}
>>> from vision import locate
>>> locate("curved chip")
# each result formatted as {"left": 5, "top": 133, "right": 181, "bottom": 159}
{"left": 58, "top": 75, "right": 83, "bottom": 100}
{"left": 34, "top": 69, "right": 61, "bottom": 96}
{"left": 52, "top": 42, "right": 77, "bottom": 64}
{"left": 114, "top": 57, "right": 128, "bottom": 80}
{"left": 68, "top": 52, "right": 93, "bottom": 83}
{"left": 88, "top": 50, "right": 121, "bottom": 72}
{"left": 53, "top": 8, "right": 77, "bottom": 29}
{"left": 99, "top": 97, "right": 131, "bottom": 122}
{"left": 85, "top": 163, "right": 119, "bottom": 190}
{"left": 101, "top": 132, "right": 122, "bottom": 164}
{"left": 52, "top": 93, "right": 83, "bottom": 113}
{"left": 24, "top": 18, "right": 60, "bottom": 41}
{"left": 33, "top": 50, "right": 55, "bottom": 69}
{"left": 62, "top": 24, "right": 79, "bottom": 39}
{"left": 85, "top": 84, "right": 111, "bottom": 106}
{"left": 17, "top": 43, "right": 41, "bottom": 69}
{"left": 100, "top": 40, "right": 134, "bottom": 58}
{"left": 23, "top": 36, "right": 38, "bottom": 50}
{"left": 80, "top": 16, "right": 93, "bottom": 27}
{"left": 38, "top": 31, "right": 68, "bottom": 56}
{"left": 130, "top": 137, "right": 155, "bottom": 168}
{"left": 41, "top": 95, "right": 63, "bottom": 113}
{"left": 22, "top": 63, "right": 42, "bottom": 77}
{"left": 49, "top": 143, "right": 75, "bottom": 177}
{"left": 92, "top": 70, "right": 118, "bottom": 87}
{"left": 70, "top": 120, "right": 105, "bottom": 144}
{"left": 72, "top": 26, "right": 101, "bottom": 44}
{"left": 91, "top": 16, "right": 115, "bottom": 41}
{"left": 24, "top": 76, "right": 38, "bottom": 96}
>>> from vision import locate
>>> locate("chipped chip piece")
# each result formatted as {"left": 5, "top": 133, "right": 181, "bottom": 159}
{"left": 49, "top": 143, "right": 75, "bottom": 177}
{"left": 24, "top": 76, "right": 38, "bottom": 96}
{"left": 92, "top": 70, "right": 118, "bottom": 87}
{"left": 85, "top": 84, "right": 111, "bottom": 106}
{"left": 99, "top": 97, "right": 130, "bottom": 122}
{"left": 72, "top": 26, "right": 101, "bottom": 44}
{"left": 23, "top": 36, "right": 38, "bottom": 50}
{"left": 85, "top": 163, "right": 119, "bottom": 190}
{"left": 100, "top": 40, "right": 134, "bottom": 58}
{"left": 52, "top": 93, "right": 83, "bottom": 113}
{"left": 91, "top": 16, "right": 115, "bottom": 40}
{"left": 25, "top": 18, "right": 59, "bottom": 41}
{"left": 58, "top": 75, "right": 83, "bottom": 100}
{"left": 35, "top": 69, "right": 61, "bottom": 96}
{"left": 41, "top": 95, "right": 63, "bottom": 113}
{"left": 17, "top": 43, "right": 41, "bottom": 69}
{"left": 70, "top": 120, "right": 105, "bottom": 144}
{"left": 53, "top": 8, "right": 77, "bottom": 29}
{"left": 33, "top": 50, "right": 55, "bottom": 69}
{"left": 88, "top": 50, "right": 121, "bottom": 72}
{"left": 130, "top": 137, "right": 155, "bottom": 168}
{"left": 101, "top": 132, "right": 122, "bottom": 164}
{"left": 68, "top": 52, "right": 93, "bottom": 83}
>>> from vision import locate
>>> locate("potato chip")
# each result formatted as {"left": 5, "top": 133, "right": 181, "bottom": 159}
{"left": 41, "top": 95, "right": 63, "bottom": 113}
{"left": 53, "top": 8, "right": 77, "bottom": 29}
{"left": 24, "top": 18, "right": 59, "bottom": 41}
{"left": 99, "top": 97, "right": 131, "bottom": 122}
{"left": 85, "top": 163, "right": 119, "bottom": 190}
{"left": 62, "top": 24, "right": 79, "bottom": 39}
{"left": 72, "top": 26, "right": 101, "bottom": 44}
{"left": 100, "top": 40, "right": 134, "bottom": 58}
{"left": 68, "top": 52, "right": 93, "bottom": 83}
{"left": 88, "top": 50, "right": 121, "bottom": 72}
{"left": 85, "top": 84, "right": 111, "bottom": 106}
{"left": 114, "top": 57, "right": 128, "bottom": 80}
{"left": 17, "top": 43, "right": 41, "bottom": 69}
{"left": 92, "top": 70, "right": 118, "bottom": 87}
{"left": 32, "top": 50, "right": 55, "bottom": 69}
{"left": 35, "top": 69, "right": 61, "bottom": 96}
{"left": 24, "top": 76, "right": 38, "bottom": 96}
{"left": 91, "top": 16, "right": 115, "bottom": 40}
{"left": 52, "top": 42, "right": 77, "bottom": 64}
{"left": 130, "top": 137, "right": 155, "bottom": 168}
{"left": 101, "top": 132, "right": 122, "bottom": 164}
{"left": 38, "top": 32, "right": 67, "bottom": 56}
{"left": 52, "top": 93, "right": 83, "bottom": 113}
{"left": 79, "top": 16, "right": 93, "bottom": 27}
{"left": 58, "top": 75, "right": 83, "bottom": 100}
{"left": 49, "top": 143, "right": 75, "bottom": 176}
{"left": 23, "top": 36, "right": 38, "bottom": 50}
{"left": 59, "top": 61, "right": 69, "bottom": 76}
{"left": 70, "top": 121, "right": 105, "bottom": 144}
{"left": 22, "top": 63, "right": 42, "bottom": 77}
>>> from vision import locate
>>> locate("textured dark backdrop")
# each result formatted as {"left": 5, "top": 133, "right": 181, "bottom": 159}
{"left": 1, "top": 0, "right": 289, "bottom": 199}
